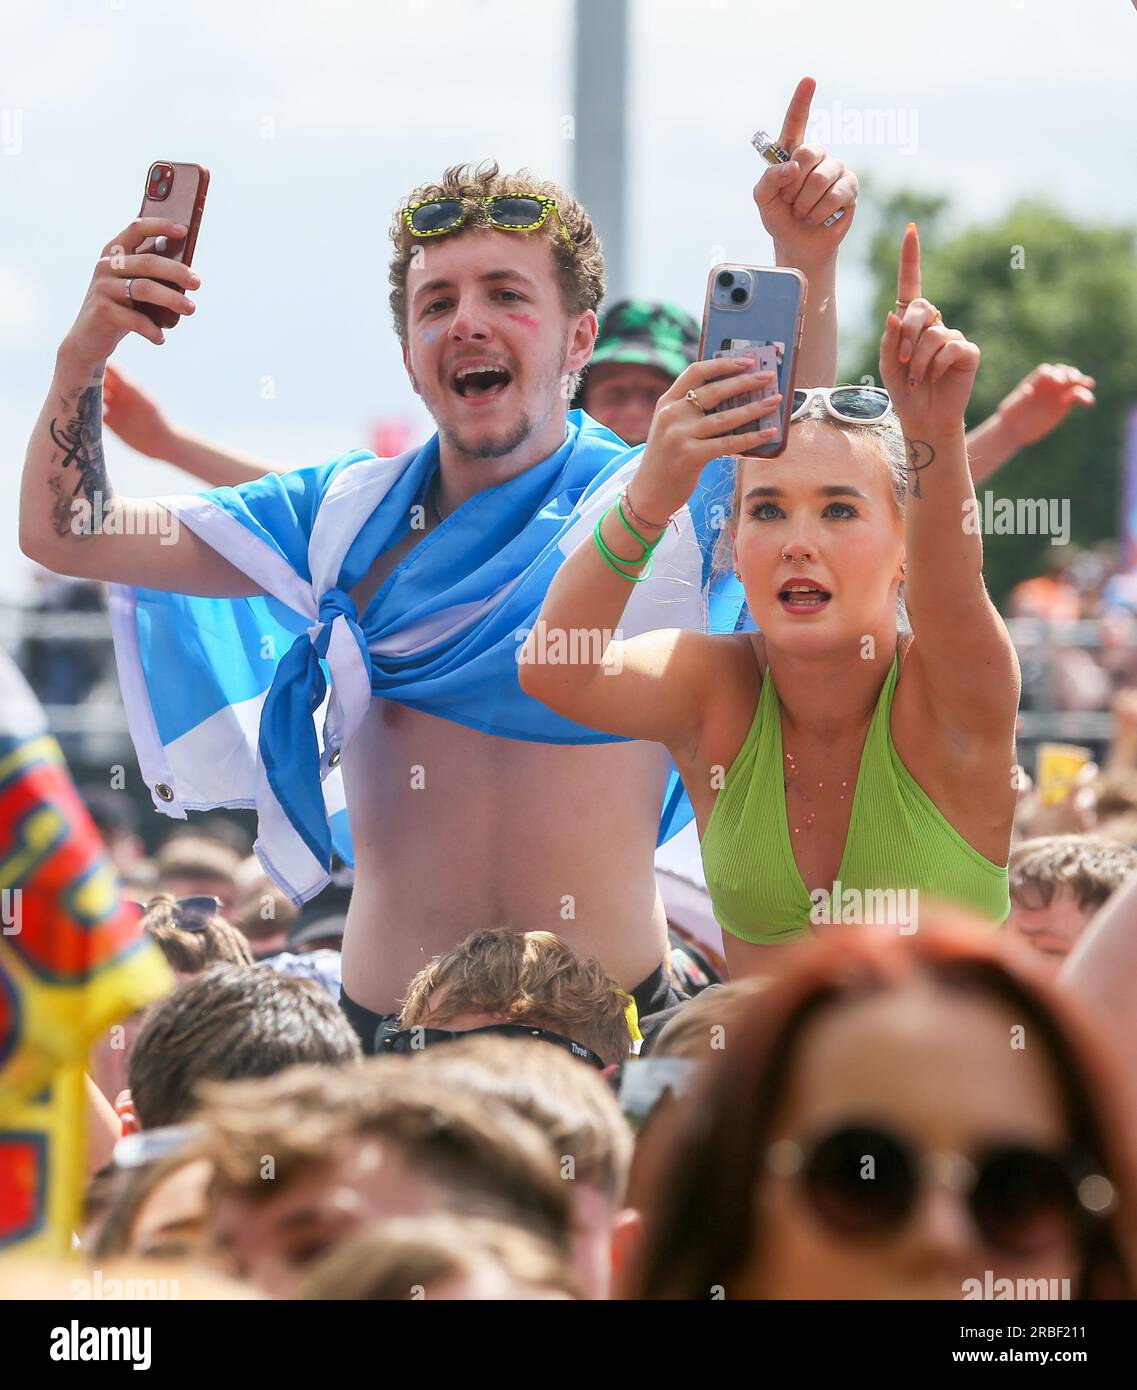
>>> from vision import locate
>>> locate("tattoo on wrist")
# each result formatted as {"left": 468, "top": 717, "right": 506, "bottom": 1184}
{"left": 48, "top": 382, "right": 112, "bottom": 537}
{"left": 903, "top": 437, "right": 936, "bottom": 499}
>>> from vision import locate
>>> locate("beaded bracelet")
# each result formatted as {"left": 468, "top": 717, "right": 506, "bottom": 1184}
{"left": 614, "top": 493, "right": 668, "bottom": 556}
{"left": 619, "top": 484, "right": 679, "bottom": 535}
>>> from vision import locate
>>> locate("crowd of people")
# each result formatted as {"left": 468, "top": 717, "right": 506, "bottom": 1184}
{"left": 12, "top": 76, "right": 1137, "bottom": 1302}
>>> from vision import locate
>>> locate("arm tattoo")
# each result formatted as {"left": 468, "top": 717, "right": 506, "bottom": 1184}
{"left": 903, "top": 437, "right": 936, "bottom": 499}
{"left": 47, "top": 372, "right": 112, "bottom": 537}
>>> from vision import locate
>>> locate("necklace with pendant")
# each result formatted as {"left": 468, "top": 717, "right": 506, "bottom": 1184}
{"left": 784, "top": 750, "right": 848, "bottom": 836}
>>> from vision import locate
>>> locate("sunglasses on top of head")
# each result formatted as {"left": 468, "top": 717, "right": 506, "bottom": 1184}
{"left": 790, "top": 386, "right": 893, "bottom": 424}
{"left": 129, "top": 895, "right": 222, "bottom": 932}
{"left": 402, "top": 194, "right": 575, "bottom": 251}
{"left": 379, "top": 1021, "right": 605, "bottom": 1069}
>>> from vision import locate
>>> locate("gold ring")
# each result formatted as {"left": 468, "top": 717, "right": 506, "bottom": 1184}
{"left": 685, "top": 389, "right": 705, "bottom": 415}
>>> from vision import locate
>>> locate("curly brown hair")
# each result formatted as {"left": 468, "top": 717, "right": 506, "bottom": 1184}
{"left": 388, "top": 160, "right": 605, "bottom": 398}
{"left": 399, "top": 928, "right": 632, "bottom": 1068}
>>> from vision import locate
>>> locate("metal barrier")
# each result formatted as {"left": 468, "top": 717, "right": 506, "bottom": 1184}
{"left": 3, "top": 604, "right": 1136, "bottom": 753}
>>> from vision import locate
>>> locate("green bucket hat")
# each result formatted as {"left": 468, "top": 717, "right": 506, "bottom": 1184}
{"left": 587, "top": 298, "right": 700, "bottom": 383}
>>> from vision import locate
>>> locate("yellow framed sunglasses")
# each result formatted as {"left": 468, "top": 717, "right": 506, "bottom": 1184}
{"left": 402, "top": 194, "right": 575, "bottom": 249}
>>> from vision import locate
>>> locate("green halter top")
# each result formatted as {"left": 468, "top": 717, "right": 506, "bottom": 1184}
{"left": 700, "top": 645, "right": 1010, "bottom": 944}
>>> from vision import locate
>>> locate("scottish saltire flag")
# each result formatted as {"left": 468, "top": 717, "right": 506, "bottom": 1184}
{"left": 0, "top": 654, "right": 172, "bottom": 1252}
{"left": 110, "top": 410, "right": 747, "bottom": 904}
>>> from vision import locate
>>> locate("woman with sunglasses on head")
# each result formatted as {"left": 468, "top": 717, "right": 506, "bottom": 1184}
{"left": 624, "top": 918, "right": 1137, "bottom": 1300}
{"left": 520, "top": 225, "right": 1018, "bottom": 969}
{"left": 140, "top": 893, "right": 253, "bottom": 984}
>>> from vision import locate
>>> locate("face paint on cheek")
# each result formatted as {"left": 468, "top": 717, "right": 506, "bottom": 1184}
{"left": 419, "top": 323, "right": 443, "bottom": 346}
{"left": 506, "top": 312, "right": 538, "bottom": 332}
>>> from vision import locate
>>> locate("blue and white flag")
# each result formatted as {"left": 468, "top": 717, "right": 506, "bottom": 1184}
{"left": 110, "top": 410, "right": 747, "bottom": 903}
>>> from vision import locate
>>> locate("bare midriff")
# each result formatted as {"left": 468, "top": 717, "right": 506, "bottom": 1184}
{"left": 339, "top": 697, "right": 673, "bottom": 1015}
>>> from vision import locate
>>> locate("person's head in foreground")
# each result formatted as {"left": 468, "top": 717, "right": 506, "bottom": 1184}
{"left": 297, "top": 1214, "right": 578, "bottom": 1300}
{"left": 127, "top": 963, "right": 361, "bottom": 1129}
{"left": 393, "top": 927, "right": 633, "bottom": 1069}
{"left": 389, "top": 160, "right": 603, "bottom": 468}
{"left": 628, "top": 916, "right": 1137, "bottom": 1301}
{"left": 1006, "top": 836, "right": 1137, "bottom": 971}
{"left": 574, "top": 298, "right": 699, "bottom": 446}
{"left": 410, "top": 1034, "right": 634, "bottom": 1298}
{"left": 93, "top": 1132, "right": 213, "bottom": 1264}
{"left": 200, "top": 1061, "right": 569, "bottom": 1297}
{"left": 718, "top": 384, "right": 909, "bottom": 651}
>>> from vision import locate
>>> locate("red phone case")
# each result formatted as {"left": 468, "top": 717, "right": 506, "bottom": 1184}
{"left": 135, "top": 161, "right": 209, "bottom": 329}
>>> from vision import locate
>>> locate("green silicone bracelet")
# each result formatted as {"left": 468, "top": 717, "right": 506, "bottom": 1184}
{"left": 593, "top": 515, "right": 653, "bottom": 582}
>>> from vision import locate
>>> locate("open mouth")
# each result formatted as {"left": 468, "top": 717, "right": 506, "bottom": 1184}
{"left": 450, "top": 363, "right": 513, "bottom": 402}
{"left": 777, "top": 582, "right": 832, "bottom": 612}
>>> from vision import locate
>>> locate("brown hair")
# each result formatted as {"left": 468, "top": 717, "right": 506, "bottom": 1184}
{"left": 1009, "top": 835, "right": 1137, "bottom": 913}
{"left": 141, "top": 893, "right": 254, "bottom": 974}
{"left": 1090, "top": 768, "right": 1137, "bottom": 823}
{"left": 155, "top": 835, "right": 241, "bottom": 884}
{"left": 296, "top": 1214, "right": 579, "bottom": 1300}
{"left": 200, "top": 1061, "right": 569, "bottom": 1249}
{"left": 388, "top": 160, "right": 605, "bottom": 397}
{"left": 399, "top": 928, "right": 632, "bottom": 1067}
{"left": 410, "top": 1034, "right": 633, "bottom": 1203}
{"left": 629, "top": 917, "right": 1137, "bottom": 1300}
{"left": 229, "top": 887, "right": 298, "bottom": 946}
{"left": 128, "top": 964, "right": 361, "bottom": 1128}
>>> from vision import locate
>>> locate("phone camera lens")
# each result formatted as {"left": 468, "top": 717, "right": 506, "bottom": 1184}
{"left": 717, "top": 271, "right": 734, "bottom": 289}
{"left": 157, "top": 182, "right": 169, "bottom": 196}
{"left": 730, "top": 286, "right": 747, "bottom": 304}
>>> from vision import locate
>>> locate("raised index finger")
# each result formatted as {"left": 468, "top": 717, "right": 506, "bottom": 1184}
{"left": 897, "top": 221, "right": 921, "bottom": 304}
{"left": 777, "top": 76, "right": 816, "bottom": 153}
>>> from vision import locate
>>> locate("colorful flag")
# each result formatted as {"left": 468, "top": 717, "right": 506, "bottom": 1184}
{"left": 0, "top": 653, "right": 172, "bottom": 1253}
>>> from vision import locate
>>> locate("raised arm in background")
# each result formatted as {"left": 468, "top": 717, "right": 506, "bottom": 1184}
{"left": 102, "top": 362, "right": 287, "bottom": 488}
{"left": 966, "top": 362, "right": 1095, "bottom": 484}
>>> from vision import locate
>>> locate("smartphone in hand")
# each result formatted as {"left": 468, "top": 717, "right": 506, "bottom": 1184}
{"left": 698, "top": 264, "right": 806, "bottom": 459}
{"left": 134, "top": 161, "right": 209, "bottom": 328}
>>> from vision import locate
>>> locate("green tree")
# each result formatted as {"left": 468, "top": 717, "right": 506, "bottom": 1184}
{"left": 845, "top": 191, "right": 1137, "bottom": 604}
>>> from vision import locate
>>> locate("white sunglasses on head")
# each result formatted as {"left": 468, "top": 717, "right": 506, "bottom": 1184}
{"left": 790, "top": 386, "right": 893, "bottom": 424}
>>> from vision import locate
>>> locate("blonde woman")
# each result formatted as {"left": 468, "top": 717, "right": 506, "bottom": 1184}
{"left": 521, "top": 226, "right": 1019, "bottom": 976}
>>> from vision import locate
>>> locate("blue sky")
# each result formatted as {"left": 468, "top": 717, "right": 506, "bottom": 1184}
{"left": 2, "top": 0, "right": 1134, "bottom": 598}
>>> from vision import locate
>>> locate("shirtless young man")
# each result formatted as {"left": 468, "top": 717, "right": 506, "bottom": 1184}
{"left": 20, "top": 82, "right": 854, "bottom": 1038}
